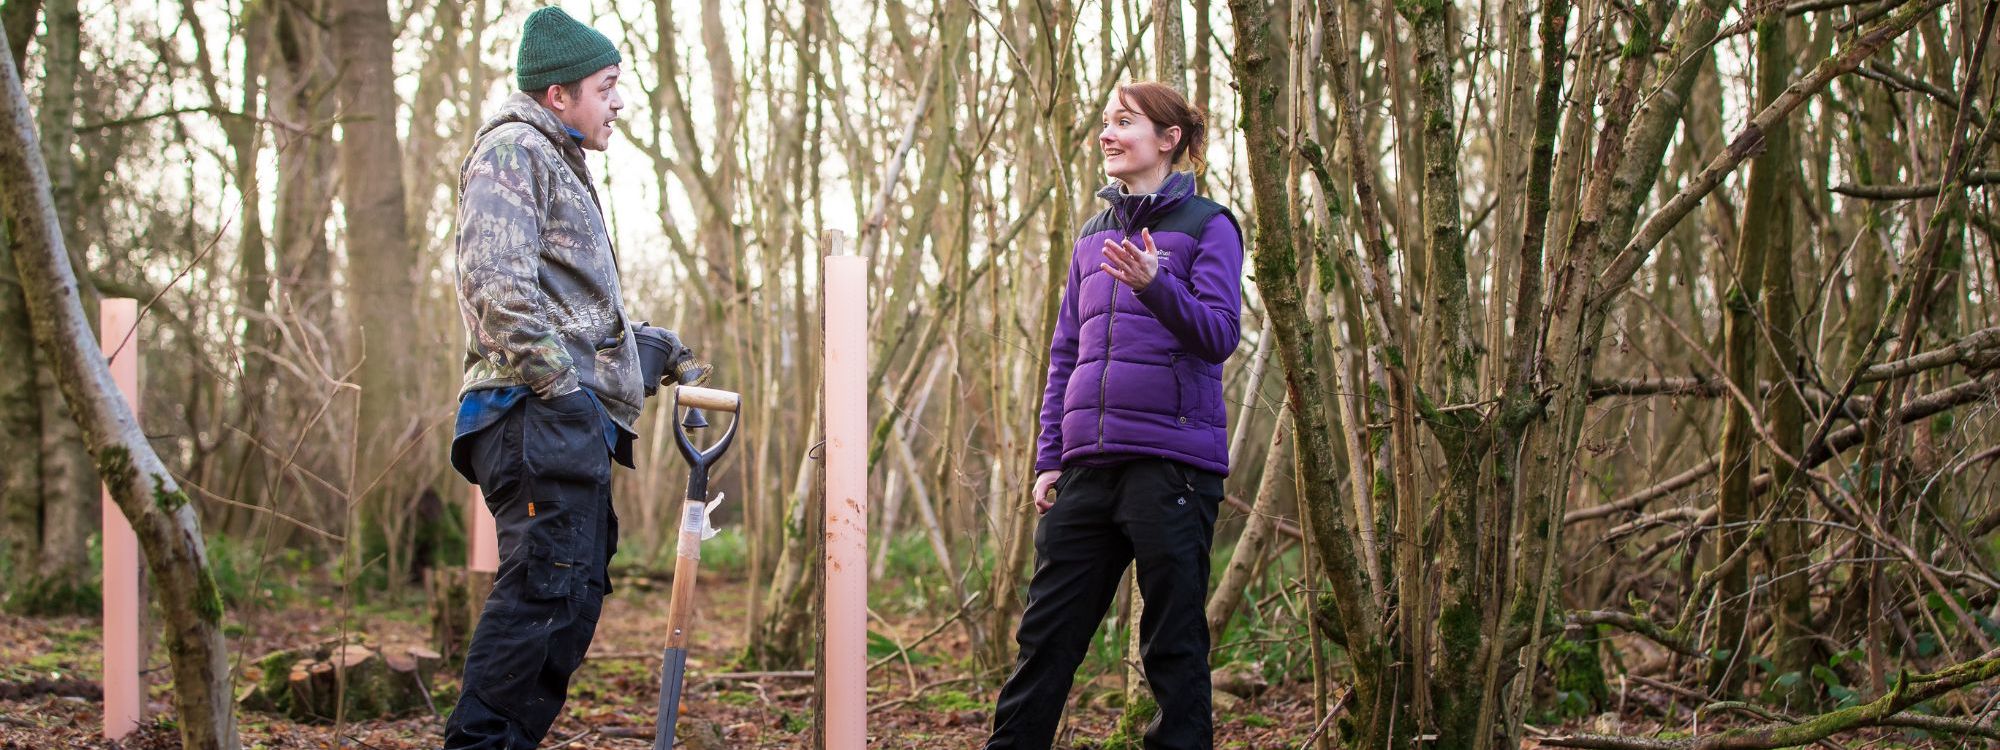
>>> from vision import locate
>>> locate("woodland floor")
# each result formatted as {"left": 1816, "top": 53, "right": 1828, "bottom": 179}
{"left": 0, "top": 572, "right": 1984, "bottom": 749}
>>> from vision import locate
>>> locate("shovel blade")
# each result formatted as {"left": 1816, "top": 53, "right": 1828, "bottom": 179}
{"left": 653, "top": 646, "right": 689, "bottom": 750}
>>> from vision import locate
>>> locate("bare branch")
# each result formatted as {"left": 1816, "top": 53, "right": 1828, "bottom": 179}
{"left": 1598, "top": 0, "right": 1951, "bottom": 304}
{"left": 1832, "top": 168, "right": 2000, "bottom": 200}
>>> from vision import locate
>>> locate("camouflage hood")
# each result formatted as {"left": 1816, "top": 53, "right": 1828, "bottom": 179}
{"left": 454, "top": 92, "right": 645, "bottom": 429}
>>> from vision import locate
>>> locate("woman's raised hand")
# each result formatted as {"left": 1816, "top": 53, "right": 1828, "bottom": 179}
{"left": 1101, "top": 228, "right": 1160, "bottom": 292}
{"left": 1033, "top": 470, "right": 1063, "bottom": 515}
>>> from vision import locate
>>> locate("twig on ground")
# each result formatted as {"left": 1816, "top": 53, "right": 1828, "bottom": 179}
{"left": 869, "top": 592, "right": 982, "bottom": 673}
{"left": 868, "top": 670, "right": 1003, "bottom": 714}
{"left": 1296, "top": 687, "right": 1350, "bottom": 749}
{"left": 544, "top": 729, "right": 594, "bottom": 750}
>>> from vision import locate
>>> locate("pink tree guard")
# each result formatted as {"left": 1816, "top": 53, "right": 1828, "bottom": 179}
{"left": 468, "top": 487, "right": 498, "bottom": 573}
{"left": 100, "top": 298, "right": 142, "bottom": 738}
{"left": 822, "top": 245, "right": 868, "bottom": 749}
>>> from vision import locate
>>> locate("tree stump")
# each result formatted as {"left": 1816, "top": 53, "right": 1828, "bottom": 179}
{"left": 240, "top": 637, "right": 442, "bottom": 722}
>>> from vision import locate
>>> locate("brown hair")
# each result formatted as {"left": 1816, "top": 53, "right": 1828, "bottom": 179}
{"left": 1115, "top": 81, "right": 1208, "bottom": 175}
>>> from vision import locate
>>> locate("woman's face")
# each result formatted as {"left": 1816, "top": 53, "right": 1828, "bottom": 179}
{"left": 1099, "top": 97, "right": 1179, "bottom": 183}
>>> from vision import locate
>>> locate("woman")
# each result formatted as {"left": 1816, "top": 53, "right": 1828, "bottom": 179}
{"left": 987, "top": 81, "right": 1245, "bottom": 750}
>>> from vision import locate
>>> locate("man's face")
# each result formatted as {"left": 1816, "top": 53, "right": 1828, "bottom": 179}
{"left": 547, "top": 65, "right": 624, "bottom": 151}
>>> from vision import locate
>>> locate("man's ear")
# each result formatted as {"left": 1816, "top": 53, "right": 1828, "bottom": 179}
{"left": 543, "top": 84, "right": 568, "bottom": 111}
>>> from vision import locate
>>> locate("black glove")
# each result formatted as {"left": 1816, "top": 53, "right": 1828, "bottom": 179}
{"left": 632, "top": 324, "right": 709, "bottom": 397}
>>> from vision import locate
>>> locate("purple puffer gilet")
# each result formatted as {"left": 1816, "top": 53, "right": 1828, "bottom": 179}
{"left": 1035, "top": 172, "right": 1246, "bottom": 476}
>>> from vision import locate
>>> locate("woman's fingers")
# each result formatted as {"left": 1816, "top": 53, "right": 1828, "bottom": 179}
{"left": 1100, "top": 262, "right": 1133, "bottom": 286}
{"left": 1099, "top": 237, "right": 1155, "bottom": 288}
{"left": 1103, "top": 238, "right": 1129, "bottom": 264}
{"left": 1033, "top": 471, "right": 1060, "bottom": 514}
{"left": 1101, "top": 240, "right": 1133, "bottom": 280}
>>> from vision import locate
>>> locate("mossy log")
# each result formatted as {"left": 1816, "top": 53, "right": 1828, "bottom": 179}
{"left": 240, "top": 637, "right": 441, "bottom": 722}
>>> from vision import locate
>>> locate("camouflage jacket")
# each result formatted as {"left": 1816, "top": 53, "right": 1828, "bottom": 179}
{"left": 455, "top": 92, "right": 643, "bottom": 430}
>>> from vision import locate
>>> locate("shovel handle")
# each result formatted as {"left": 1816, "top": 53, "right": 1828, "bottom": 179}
{"left": 675, "top": 384, "right": 740, "bottom": 413}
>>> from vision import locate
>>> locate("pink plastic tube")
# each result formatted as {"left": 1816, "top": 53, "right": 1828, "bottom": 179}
{"left": 100, "top": 298, "right": 142, "bottom": 739}
{"left": 823, "top": 245, "right": 868, "bottom": 749}
{"left": 469, "top": 487, "right": 498, "bottom": 573}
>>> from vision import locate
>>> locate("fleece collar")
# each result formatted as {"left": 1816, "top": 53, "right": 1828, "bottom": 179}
{"left": 1096, "top": 171, "right": 1196, "bottom": 232}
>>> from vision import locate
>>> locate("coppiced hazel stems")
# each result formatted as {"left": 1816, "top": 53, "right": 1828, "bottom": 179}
{"left": 1598, "top": 0, "right": 1954, "bottom": 303}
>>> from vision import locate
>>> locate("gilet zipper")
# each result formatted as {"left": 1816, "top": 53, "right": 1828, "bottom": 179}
{"left": 1097, "top": 196, "right": 1156, "bottom": 451}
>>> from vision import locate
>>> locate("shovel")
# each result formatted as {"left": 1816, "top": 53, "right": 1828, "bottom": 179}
{"left": 653, "top": 384, "right": 741, "bottom": 750}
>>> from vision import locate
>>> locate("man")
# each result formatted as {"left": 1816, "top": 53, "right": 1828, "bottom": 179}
{"left": 446, "top": 7, "right": 686, "bottom": 748}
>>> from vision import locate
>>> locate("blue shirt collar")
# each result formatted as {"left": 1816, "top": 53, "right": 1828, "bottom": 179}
{"left": 563, "top": 124, "right": 586, "bottom": 144}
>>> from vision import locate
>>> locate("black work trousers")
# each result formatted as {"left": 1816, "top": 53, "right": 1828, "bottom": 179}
{"left": 443, "top": 391, "right": 618, "bottom": 750}
{"left": 987, "top": 457, "right": 1224, "bottom": 750}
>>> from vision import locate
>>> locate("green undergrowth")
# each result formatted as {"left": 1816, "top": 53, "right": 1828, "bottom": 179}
{"left": 917, "top": 689, "right": 990, "bottom": 713}
{"left": 0, "top": 533, "right": 103, "bottom": 616}
{"left": 0, "top": 620, "right": 99, "bottom": 683}
{"left": 205, "top": 533, "right": 313, "bottom": 613}
{"left": 1205, "top": 544, "right": 1326, "bottom": 687}
{"left": 4, "top": 575, "right": 99, "bottom": 617}
{"left": 870, "top": 531, "right": 974, "bottom": 615}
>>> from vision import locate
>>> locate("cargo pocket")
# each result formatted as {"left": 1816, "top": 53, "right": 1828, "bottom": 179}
{"left": 519, "top": 543, "right": 579, "bottom": 601}
{"left": 522, "top": 390, "right": 611, "bottom": 485}
{"left": 516, "top": 392, "right": 608, "bottom": 575}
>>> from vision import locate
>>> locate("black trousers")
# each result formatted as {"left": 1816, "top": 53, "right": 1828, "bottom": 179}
{"left": 987, "top": 458, "right": 1224, "bottom": 750}
{"left": 443, "top": 391, "right": 618, "bottom": 750}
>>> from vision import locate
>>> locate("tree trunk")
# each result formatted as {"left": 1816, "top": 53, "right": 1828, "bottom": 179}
{"left": 176, "top": 0, "right": 274, "bottom": 523}
{"left": 22, "top": 0, "right": 95, "bottom": 611}
{"left": 1711, "top": 6, "right": 1791, "bottom": 694}
{"left": 983, "top": 0, "right": 1077, "bottom": 671}
{"left": 0, "top": 29, "right": 238, "bottom": 750}
{"left": 0, "top": 2, "right": 37, "bottom": 595}
{"left": 1228, "top": 0, "right": 1396, "bottom": 746}
{"left": 330, "top": 0, "right": 424, "bottom": 572}
{"left": 1841, "top": 75, "right": 1895, "bottom": 370}
{"left": 0, "top": 0, "right": 35, "bottom": 71}
{"left": 0, "top": 0, "right": 38, "bottom": 586}
{"left": 1153, "top": 0, "right": 1187, "bottom": 90}
{"left": 1206, "top": 409, "right": 1291, "bottom": 644}
{"left": 0, "top": 193, "right": 41, "bottom": 600}
{"left": 270, "top": 0, "right": 338, "bottom": 334}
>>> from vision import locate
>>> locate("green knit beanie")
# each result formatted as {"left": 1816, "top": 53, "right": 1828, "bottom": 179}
{"left": 516, "top": 7, "right": 621, "bottom": 93}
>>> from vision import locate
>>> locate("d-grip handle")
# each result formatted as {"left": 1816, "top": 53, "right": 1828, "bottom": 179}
{"left": 672, "top": 386, "right": 739, "bottom": 474}
{"left": 674, "top": 385, "right": 740, "bottom": 413}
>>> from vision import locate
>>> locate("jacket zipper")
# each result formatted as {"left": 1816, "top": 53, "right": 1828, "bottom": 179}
{"left": 1096, "top": 197, "right": 1152, "bottom": 451}
{"left": 1097, "top": 253, "right": 1119, "bottom": 451}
